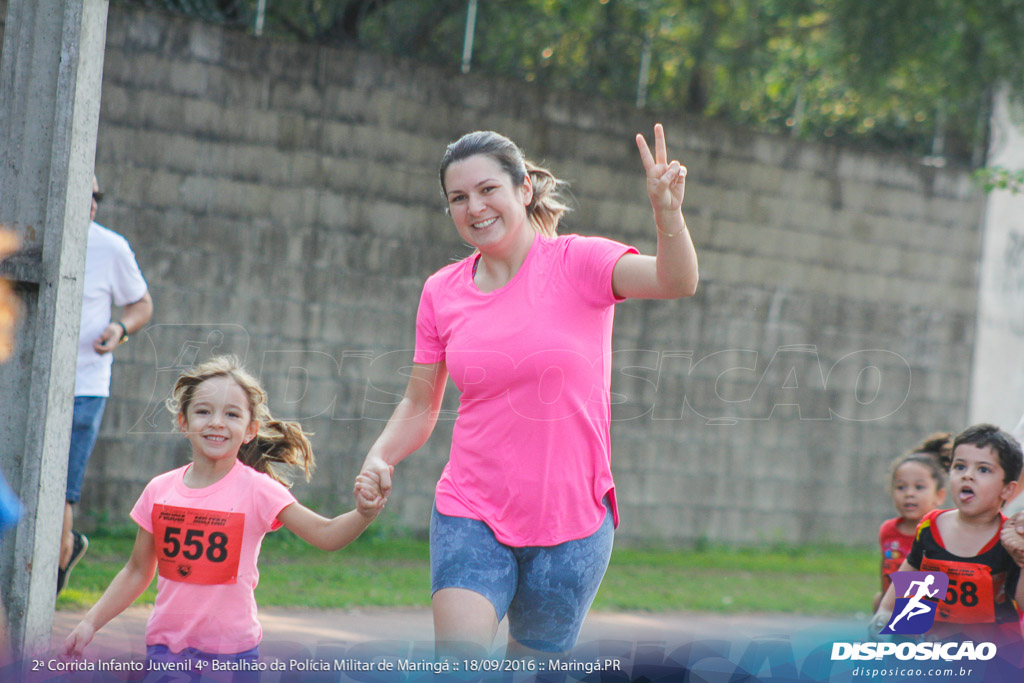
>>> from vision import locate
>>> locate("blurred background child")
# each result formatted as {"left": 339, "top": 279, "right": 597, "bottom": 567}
{"left": 872, "top": 433, "right": 950, "bottom": 611}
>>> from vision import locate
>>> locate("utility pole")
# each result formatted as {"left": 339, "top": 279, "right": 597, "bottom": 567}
{"left": 0, "top": 0, "right": 109, "bottom": 661}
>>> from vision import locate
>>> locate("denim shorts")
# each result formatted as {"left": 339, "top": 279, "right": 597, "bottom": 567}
{"left": 66, "top": 396, "right": 107, "bottom": 504}
{"left": 430, "top": 498, "right": 614, "bottom": 653}
{"left": 144, "top": 644, "right": 260, "bottom": 683}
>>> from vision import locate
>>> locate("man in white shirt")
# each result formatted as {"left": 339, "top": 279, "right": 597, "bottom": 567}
{"left": 58, "top": 177, "right": 153, "bottom": 594}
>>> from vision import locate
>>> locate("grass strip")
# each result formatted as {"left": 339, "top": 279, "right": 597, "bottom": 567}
{"left": 56, "top": 527, "right": 877, "bottom": 617}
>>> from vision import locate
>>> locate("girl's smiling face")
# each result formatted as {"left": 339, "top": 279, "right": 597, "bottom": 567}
{"left": 891, "top": 460, "right": 944, "bottom": 524}
{"left": 178, "top": 375, "right": 258, "bottom": 465}
{"left": 949, "top": 443, "right": 1016, "bottom": 515}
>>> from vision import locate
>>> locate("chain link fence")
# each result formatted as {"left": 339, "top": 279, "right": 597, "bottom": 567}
{"left": 115, "top": 0, "right": 656, "bottom": 107}
{"left": 117, "top": 0, "right": 253, "bottom": 26}
{"left": 116, "top": 0, "right": 986, "bottom": 164}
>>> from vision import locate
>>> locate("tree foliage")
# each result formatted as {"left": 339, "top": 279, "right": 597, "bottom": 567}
{"left": 125, "top": 0, "right": 1024, "bottom": 165}
{"left": 974, "top": 167, "right": 1024, "bottom": 195}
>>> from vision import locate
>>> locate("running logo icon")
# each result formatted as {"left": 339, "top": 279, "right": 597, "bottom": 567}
{"left": 882, "top": 571, "right": 948, "bottom": 635}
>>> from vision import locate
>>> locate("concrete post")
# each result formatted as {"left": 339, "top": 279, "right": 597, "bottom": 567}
{"left": 0, "top": 0, "right": 109, "bottom": 657}
{"left": 968, "top": 86, "right": 1024, "bottom": 432}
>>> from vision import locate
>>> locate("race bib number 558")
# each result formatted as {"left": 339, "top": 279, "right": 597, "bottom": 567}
{"left": 152, "top": 504, "right": 243, "bottom": 584}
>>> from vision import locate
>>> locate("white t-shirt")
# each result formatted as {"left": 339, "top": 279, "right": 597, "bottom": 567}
{"left": 75, "top": 222, "right": 148, "bottom": 396}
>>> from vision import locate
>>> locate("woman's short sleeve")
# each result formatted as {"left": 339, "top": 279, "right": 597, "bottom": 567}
{"left": 414, "top": 279, "right": 445, "bottom": 365}
{"left": 562, "top": 235, "right": 638, "bottom": 306}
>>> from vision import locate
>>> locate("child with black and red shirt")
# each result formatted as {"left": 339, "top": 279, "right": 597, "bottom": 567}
{"left": 872, "top": 424, "right": 1024, "bottom": 641}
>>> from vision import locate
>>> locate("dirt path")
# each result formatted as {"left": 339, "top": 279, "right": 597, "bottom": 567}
{"left": 36, "top": 608, "right": 1019, "bottom": 682}
{"left": 53, "top": 604, "right": 845, "bottom": 655}
{"left": 42, "top": 606, "right": 863, "bottom": 681}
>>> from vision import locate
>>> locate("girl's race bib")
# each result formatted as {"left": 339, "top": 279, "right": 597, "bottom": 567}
{"left": 152, "top": 504, "right": 244, "bottom": 584}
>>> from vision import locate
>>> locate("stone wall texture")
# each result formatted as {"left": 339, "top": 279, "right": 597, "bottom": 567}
{"left": 2, "top": 4, "right": 987, "bottom": 546}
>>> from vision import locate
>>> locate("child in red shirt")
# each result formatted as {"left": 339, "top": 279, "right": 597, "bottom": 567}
{"left": 873, "top": 433, "right": 949, "bottom": 611}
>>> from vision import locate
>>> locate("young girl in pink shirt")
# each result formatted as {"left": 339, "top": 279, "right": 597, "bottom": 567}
{"left": 64, "top": 356, "right": 383, "bottom": 677}
{"left": 357, "top": 124, "right": 699, "bottom": 657}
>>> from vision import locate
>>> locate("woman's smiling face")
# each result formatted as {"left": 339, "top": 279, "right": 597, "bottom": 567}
{"left": 443, "top": 154, "right": 533, "bottom": 251}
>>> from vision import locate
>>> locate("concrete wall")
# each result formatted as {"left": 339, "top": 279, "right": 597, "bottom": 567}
{"left": 2, "top": 3, "right": 988, "bottom": 546}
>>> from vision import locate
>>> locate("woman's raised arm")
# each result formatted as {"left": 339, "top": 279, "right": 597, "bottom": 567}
{"left": 612, "top": 123, "right": 699, "bottom": 300}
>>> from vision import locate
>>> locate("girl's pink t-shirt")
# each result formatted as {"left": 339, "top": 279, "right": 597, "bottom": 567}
{"left": 130, "top": 459, "right": 296, "bottom": 654}
{"left": 415, "top": 233, "right": 637, "bottom": 546}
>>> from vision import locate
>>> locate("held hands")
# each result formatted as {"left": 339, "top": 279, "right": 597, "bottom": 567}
{"left": 354, "top": 465, "right": 393, "bottom": 518}
{"left": 636, "top": 123, "right": 687, "bottom": 215}
{"left": 1000, "top": 513, "right": 1024, "bottom": 567}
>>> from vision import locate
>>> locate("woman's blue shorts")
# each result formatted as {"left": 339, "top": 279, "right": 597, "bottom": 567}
{"left": 430, "top": 498, "right": 614, "bottom": 653}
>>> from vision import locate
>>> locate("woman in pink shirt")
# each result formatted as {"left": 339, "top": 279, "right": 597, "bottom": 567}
{"left": 357, "top": 124, "right": 698, "bottom": 657}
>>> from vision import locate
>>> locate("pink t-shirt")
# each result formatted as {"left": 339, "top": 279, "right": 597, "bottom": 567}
{"left": 415, "top": 233, "right": 637, "bottom": 546}
{"left": 130, "top": 460, "right": 296, "bottom": 654}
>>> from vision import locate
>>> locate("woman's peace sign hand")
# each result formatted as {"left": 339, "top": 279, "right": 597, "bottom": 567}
{"left": 636, "top": 123, "right": 686, "bottom": 214}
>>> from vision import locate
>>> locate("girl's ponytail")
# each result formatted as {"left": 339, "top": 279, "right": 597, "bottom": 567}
{"left": 238, "top": 417, "right": 315, "bottom": 486}
{"left": 909, "top": 431, "right": 953, "bottom": 470}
